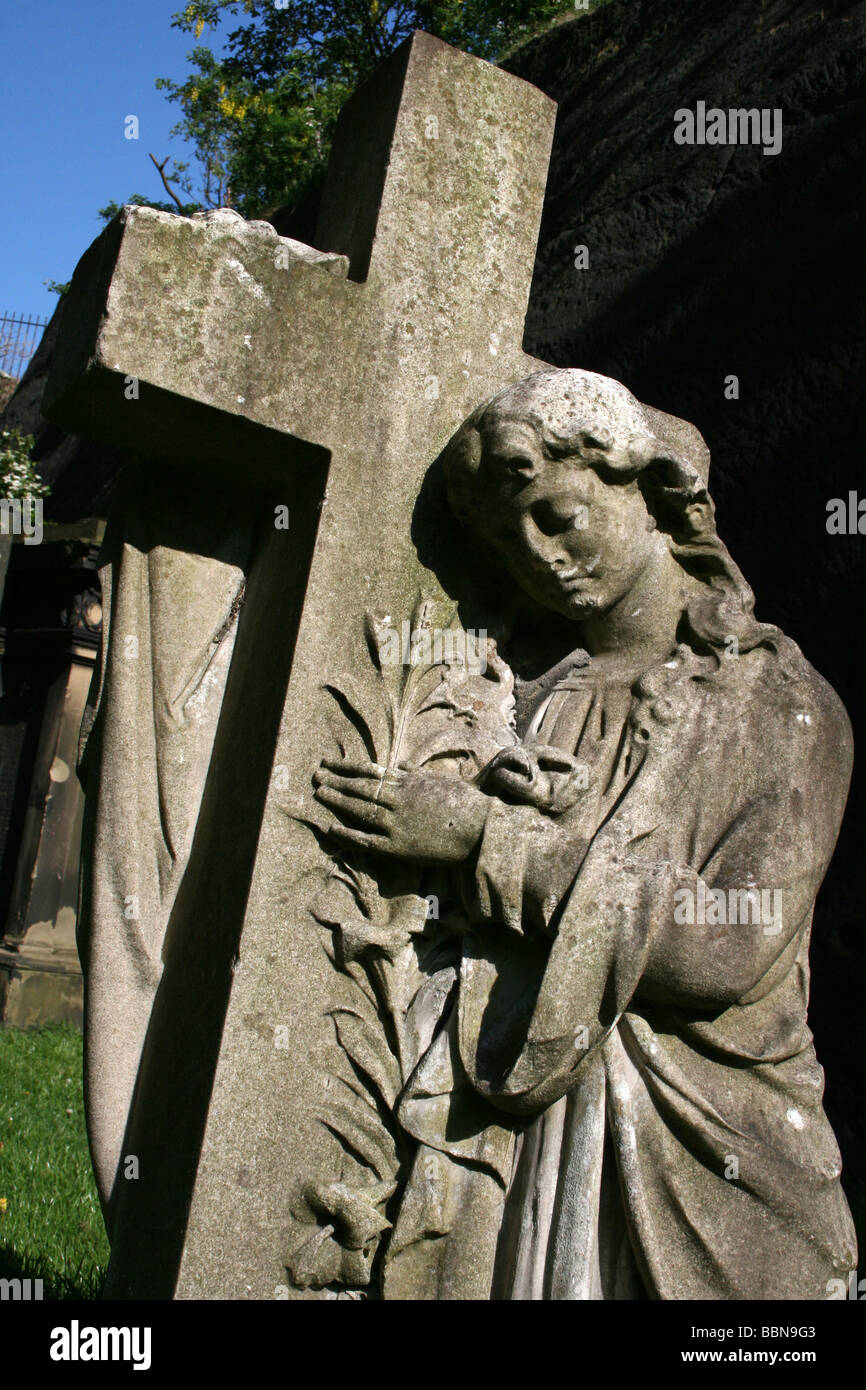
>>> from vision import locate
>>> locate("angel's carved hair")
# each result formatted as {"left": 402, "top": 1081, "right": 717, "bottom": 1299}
{"left": 442, "top": 369, "right": 777, "bottom": 658}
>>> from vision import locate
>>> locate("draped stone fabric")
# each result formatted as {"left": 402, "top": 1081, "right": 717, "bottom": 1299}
{"left": 386, "top": 636, "right": 857, "bottom": 1299}
{"left": 76, "top": 468, "right": 257, "bottom": 1217}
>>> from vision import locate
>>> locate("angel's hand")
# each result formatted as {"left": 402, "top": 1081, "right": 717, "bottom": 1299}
{"left": 478, "top": 744, "right": 589, "bottom": 815}
{"left": 313, "top": 759, "right": 490, "bottom": 865}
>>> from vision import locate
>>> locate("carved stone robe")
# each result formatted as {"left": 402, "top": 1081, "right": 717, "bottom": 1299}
{"left": 383, "top": 634, "right": 857, "bottom": 1300}
{"left": 76, "top": 469, "right": 256, "bottom": 1219}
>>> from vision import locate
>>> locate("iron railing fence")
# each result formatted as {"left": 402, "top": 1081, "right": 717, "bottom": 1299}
{"left": 0, "top": 312, "right": 50, "bottom": 384}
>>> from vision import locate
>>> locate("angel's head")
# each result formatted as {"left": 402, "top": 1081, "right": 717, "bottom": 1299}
{"left": 442, "top": 368, "right": 774, "bottom": 657}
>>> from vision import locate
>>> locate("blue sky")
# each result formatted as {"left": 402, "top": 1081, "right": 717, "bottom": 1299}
{"left": 1, "top": 0, "right": 215, "bottom": 323}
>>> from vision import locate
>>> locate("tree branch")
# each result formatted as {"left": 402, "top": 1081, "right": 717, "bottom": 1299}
{"left": 148, "top": 152, "right": 186, "bottom": 212}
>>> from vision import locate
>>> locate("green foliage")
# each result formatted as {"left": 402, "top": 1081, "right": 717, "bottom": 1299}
{"left": 155, "top": 0, "right": 583, "bottom": 219}
{"left": 43, "top": 280, "right": 71, "bottom": 298}
{"left": 0, "top": 1024, "right": 107, "bottom": 1299}
{"left": 0, "top": 428, "right": 50, "bottom": 501}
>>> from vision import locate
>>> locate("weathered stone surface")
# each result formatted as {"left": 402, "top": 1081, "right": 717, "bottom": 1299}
{"left": 0, "top": 965, "right": 83, "bottom": 1030}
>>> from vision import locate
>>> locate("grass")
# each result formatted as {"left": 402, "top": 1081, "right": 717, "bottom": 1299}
{"left": 0, "top": 1023, "right": 107, "bottom": 1298}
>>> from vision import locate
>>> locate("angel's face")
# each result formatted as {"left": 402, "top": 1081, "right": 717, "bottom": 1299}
{"left": 476, "top": 417, "right": 663, "bottom": 623}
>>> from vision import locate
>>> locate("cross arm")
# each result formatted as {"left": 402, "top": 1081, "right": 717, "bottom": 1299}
{"left": 42, "top": 206, "right": 351, "bottom": 484}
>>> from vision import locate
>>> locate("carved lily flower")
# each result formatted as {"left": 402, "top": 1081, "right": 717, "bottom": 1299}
{"left": 304, "top": 1179, "right": 395, "bottom": 1250}
{"left": 286, "top": 1179, "right": 396, "bottom": 1291}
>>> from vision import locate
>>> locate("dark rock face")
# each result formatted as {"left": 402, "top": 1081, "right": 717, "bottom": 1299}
{"left": 505, "top": 0, "right": 866, "bottom": 1227}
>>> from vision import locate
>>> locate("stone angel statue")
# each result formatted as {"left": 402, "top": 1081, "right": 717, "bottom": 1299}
{"left": 296, "top": 368, "right": 855, "bottom": 1301}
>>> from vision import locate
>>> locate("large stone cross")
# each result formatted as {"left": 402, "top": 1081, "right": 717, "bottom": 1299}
{"left": 45, "top": 31, "right": 556, "bottom": 1299}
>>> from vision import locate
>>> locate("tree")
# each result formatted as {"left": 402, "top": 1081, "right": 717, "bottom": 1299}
{"left": 147, "top": 0, "right": 584, "bottom": 220}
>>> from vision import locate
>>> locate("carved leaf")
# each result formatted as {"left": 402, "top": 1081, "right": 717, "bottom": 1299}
{"left": 323, "top": 1095, "right": 400, "bottom": 1186}
{"left": 409, "top": 728, "right": 488, "bottom": 768}
{"left": 330, "top": 1006, "right": 403, "bottom": 1111}
{"left": 403, "top": 966, "right": 457, "bottom": 1077}
{"left": 322, "top": 677, "right": 391, "bottom": 764}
